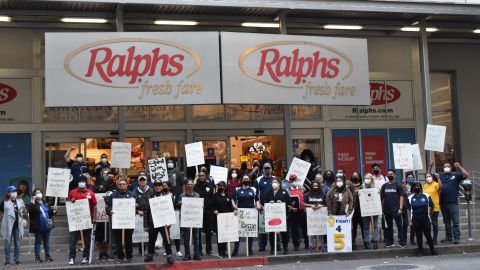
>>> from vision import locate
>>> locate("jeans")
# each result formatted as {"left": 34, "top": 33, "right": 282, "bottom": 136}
{"left": 362, "top": 215, "right": 380, "bottom": 242}
{"left": 234, "top": 238, "right": 253, "bottom": 254}
{"left": 69, "top": 229, "right": 91, "bottom": 260}
{"left": 34, "top": 230, "right": 51, "bottom": 258}
{"left": 385, "top": 212, "right": 405, "bottom": 245}
{"left": 441, "top": 202, "right": 460, "bottom": 240}
{"left": 412, "top": 218, "right": 435, "bottom": 252}
{"left": 400, "top": 210, "right": 409, "bottom": 244}
{"left": 4, "top": 226, "right": 20, "bottom": 263}
{"left": 182, "top": 228, "right": 200, "bottom": 257}
{"left": 431, "top": 212, "right": 439, "bottom": 242}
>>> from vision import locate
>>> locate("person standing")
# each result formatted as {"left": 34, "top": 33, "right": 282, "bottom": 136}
{"left": 1, "top": 186, "right": 27, "bottom": 266}
{"left": 27, "top": 188, "right": 58, "bottom": 263}
{"left": 326, "top": 176, "right": 354, "bottom": 217}
{"left": 249, "top": 159, "right": 263, "bottom": 180}
{"left": 93, "top": 183, "right": 111, "bottom": 261}
{"left": 67, "top": 176, "right": 97, "bottom": 265}
{"left": 286, "top": 174, "right": 308, "bottom": 251}
{"left": 303, "top": 180, "right": 327, "bottom": 252}
{"left": 212, "top": 181, "right": 236, "bottom": 258}
{"left": 232, "top": 175, "right": 257, "bottom": 256}
{"left": 177, "top": 179, "right": 201, "bottom": 261}
{"left": 134, "top": 175, "right": 154, "bottom": 255}
{"left": 167, "top": 158, "right": 184, "bottom": 196}
{"left": 227, "top": 169, "right": 241, "bottom": 199}
{"left": 322, "top": 170, "right": 335, "bottom": 189}
{"left": 402, "top": 174, "right": 416, "bottom": 245}
{"left": 299, "top": 149, "right": 321, "bottom": 191}
{"left": 265, "top": 178, "right": 290, "bottom": 255}
{"left": 194, "top": 170, "right": 215, "bottom": 256}
{"left": 380, "top": 169, "right": 406, "bottom": 248}
{"left": 350, "top": 172, "right": 363, "bottom": 250}
{"left": 360, "top": 174, "right": 381, "bottom": 250}
{"left": 254, "top": 162, "right": 276, "bottom": 251}
{"left": 16, "top": 180, "right": 31, "bottom": 205}
{"left": 163, "top": 182, "right": 183, "bottom": 258}
{"left": 92, "top": 153, "right": 111, "bottom": 186}
{"left": 423, "top": 172, "right": 442, "bottom": 244}
{"left": 65, "top": 147, "right": 88, "bottom": 191}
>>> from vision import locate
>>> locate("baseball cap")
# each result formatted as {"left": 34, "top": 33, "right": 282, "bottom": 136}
{"left": 289, "top": 173, "right": 297, "bottom": 180}
{"left": 6, "top": 186, "right": 16, "bottom": 193}
{"left": 263, "top": 162, "right": 272, "bottom": 169}
{"left": 138, "top": 176, "right": 147, "bottom": 181}
{"left": 153, "top": 179, "right": 163, "bottom": 185}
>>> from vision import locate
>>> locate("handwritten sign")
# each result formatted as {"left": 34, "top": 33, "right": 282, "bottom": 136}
{"left": 148, "top": 157, "right": 168, "bottom": 182}
{"left": 393, "top": 143, "right": 413, "bottom": 170}
{"left": 149, "top": 196, "right": 176, "bottom": 228}
{"left": 306, "top": 207, "right": 328, "bottom": 236}
{"left": 95, "top": 193, "right": 108, "bottom": 222}
{"left": 66, "top": 199, "right": 92, "bottom": 232}
{"left": 112, "top": 198, "right": 136, "bottom": 229}
{"left": 411, "top": 144, "right": 423, "bottom": 170}
{"left": 46, "top": 167, "right": 71, "bottom": 198}
{"left": 217, "top": 212, "right": 239, "bottom": 243}
{"left": 180, "top": 197, "right": 204, "bottom": 228}
{"left": 264, "top": 203, "right": 287, "bottom": 232}
{"left": 111, "top": 142, "right": 132, "bottom": 169}
{"left": 327, "top": 215, "right": 352, "bottom": 253}
{"left": 238, "top": 208, "right": 258, "bottom": 238}
{"left": 209, "top": 165, "right": 228, "bottom": 184}
{"left": 132, "top": 215, "right": 149, "bottom": 243}
{"left": 358, "top": 188, "right": 382, "bottom": 217}
{"left": 286, "top": 157, "right": 312, "bottom": 186}
{"left": 185, "top": 142, "right": 205, "bottom": 167}
{"left": 424, "top": 124, "right": 446, "bottom": 152}
{"left": 170, "top": 211, "right": 181, "bottom": 240}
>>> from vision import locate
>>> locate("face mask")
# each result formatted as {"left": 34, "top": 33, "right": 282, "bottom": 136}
{"left": 312, "top": 187, "right": 320, "bottom": 192}
{"left": 325, "top": 174, "right": 333, "bottom": 180}
{"left": 167, "top": 163, "right": 174, "bottom": 169}
{"left": 35, "top": 193, "right": 43, "bottom": 200}
{"left": 426, "top": 176, "right": 433, "bottom": 183}
{"left": 444, "top": 167, "right": 451, "bottom": 173}
{"left": 101, "top": 158, "right": 107, "bottom": 163}
{"left": 352, "top": 176, "right": 360, "bottom": 182}
{"left": 272, "top": 183, "right": 280, "bottom": 190}
{"left": 76, "top": 157, "right": 83, "bottom": 162}
{"left": 387, "top": 176, "right": 395, "bottom": 182}
{"left": 10, "top": 192, "right": 17, "bottom": 199}
{"left": 364, "top": 178, "right": 372, "bottom": 185}
{"left": 373, "top": 169, "right": 379, "bottom": 175}
{"left": 231, "top": 173, "right": 238, "bottom": 179}
{"left": 242, "top": 180, "right": 250, "bottom": 186}
{"left": 336, "top": 181, "right": 344, "bottom": 188}
{"left": 407, "top": 178, "right": 415, "bottom": 185}
{"left": 414, "top": 187, "right": 421, "bottom": 194}
{"left": 162, "top": 189, "right": 169, "bottom": 194}
{"left": 78, "top": 182, "right": 86, "bottom": 189}
{"left": 217, "top": 187, "right": 225, "bottom": 193}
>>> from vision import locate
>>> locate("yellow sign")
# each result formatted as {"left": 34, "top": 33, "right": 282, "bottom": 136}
{"left": 240, "top": 155, "right": 249, "bottom": 162}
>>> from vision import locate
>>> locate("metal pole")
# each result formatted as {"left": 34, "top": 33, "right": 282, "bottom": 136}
{"left": 116, "top": 4, "right": 127, "bottom": 181}
{"left": 467, "top": 200, "right": 474, "bottom": 241}
{"left": 419, "top": 19, "right": 433, "bottom": 168}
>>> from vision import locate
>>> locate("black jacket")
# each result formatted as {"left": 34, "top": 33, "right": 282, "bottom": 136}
{"left": 194, "top": 181, "right": 215, "bottom": 211}
{"left": 265, "top": 188, "right": 290, "bottom": 216}
{"left": 27, "top": 202, "right": 56, "bottom": 234}
{"left": 143, "top": 191, "right": 173, "bottom": 228}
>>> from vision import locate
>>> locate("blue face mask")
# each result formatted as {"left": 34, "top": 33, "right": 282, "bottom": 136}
{"left": 407, "top": 178, "right": 415, "bottom": 185}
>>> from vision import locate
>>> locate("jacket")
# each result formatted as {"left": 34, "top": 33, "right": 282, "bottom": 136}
{"left": 27, "top": 201, "right": 56, "bottom": 234}
{"left": 133, "top": 186, "right": 154, "bottom": 211}
{"left": 143, "top": 191, "right": 172, "bottom": 228}
{"left": 1, "top": 199, "right": 26, "bottom": 240}
{"left": 326, "top": 187, "right": 354, "bottom": 216}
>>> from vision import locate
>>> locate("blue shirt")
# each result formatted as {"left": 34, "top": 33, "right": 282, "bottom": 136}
{"left": 233, "top": 187, "right": 257, "bottom": 208}
{"left": 380, "top": 181, "right": 405, "bottom": 214}
{"left": 38, "top": 203, "right": 50, "bottom": 232}
{"left": 255, "top": 176, "right": 274, "bottom": 205}
{"left": 407, "top": 193, "right": 433, "bottom": 221}
{"left": 440, "top": 172, "right": 464, "bottom": 203}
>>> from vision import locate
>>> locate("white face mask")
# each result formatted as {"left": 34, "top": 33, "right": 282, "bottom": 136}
{"left": 231, "top": 173, "right": 238, "bottom": 179}
{"left": 78, "top": 182, "right": 86, "bottom": 189}
{"left": 167, "top": 163, "right": 174, "bottom": 169}
{"left": 35, "top": 193, "right": 43, "bottom": 200}
{"left": 272, "top": 183, "right": 280, "bottom": 190}
{"left": 10, "top": 192, "right": 17, "bottom": 199}
{"left": 101, "top": 158, "right": 107, "bottom": 163}
{"left": 76, "top": 157, "right": 83, "bottom": 162}
{"left": 364, "top": 178, "right": 372, "bottom": 185}
{"left": 444, "top": 167, "right": 451, "bottom": 173}
{"left": 426, "top": 176, "right": 433, "bottom": 183}
{"left": 336, "top": 181, "right": 344, "bottom": 188}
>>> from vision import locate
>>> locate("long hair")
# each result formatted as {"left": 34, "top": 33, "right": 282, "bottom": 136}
{"left": 300, "top": 149, "right": 316, "bottom": 164}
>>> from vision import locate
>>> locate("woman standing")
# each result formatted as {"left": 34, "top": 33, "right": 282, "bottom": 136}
{"left": 265, "top": 178, "right": 290, "bottom": 255}
{"left": 303, "top": 180, "right": 327, "bottom": 252}
{"left": 227, "top": 169, "right": 241, "bottom": 199}
{"left": 232, "top": 175, "right": 257, "bottom": 256}
{"left": 326, "top": 176, "right": 354, "bottom": 216}
{"left": 360, "top": 173, "right": 381, "bottom": 249}
{"left": 350, "top": 172, "right": 363, "bottom": 250}
{"left": 422, "top": 173, "right": 442, "bottom": 245}
{"left": 1, "top": 186, "right": 27, "bottom": 266}
{"left": 27, "top": 188, "right": 58, "bottom": 263}
{"left": 212, "top": 181, "right": 236, "bottom": 258}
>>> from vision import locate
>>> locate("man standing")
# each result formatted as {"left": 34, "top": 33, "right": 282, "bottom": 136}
{"left": 380, "top": 169, "right": 406, "bottom": 248}
{"left": 194, "top": 170, "right": 215, "bottom": 256}
{"left": 65, "top": 147, "right": 88, "bottom": 191}
{"left": 372, "top": 164, "right": 387, "bottom": 189}
{"left": 254, "top": 162, "right": 276, "bottom": 251}
{"left": 93, "top": 154, "right": 111, "bottom": 186}
{"left": 133, "top": 175, "right": 153, "bottom": 255}
{"left": 167, "top": 158, "right": 184, "bottom": 196}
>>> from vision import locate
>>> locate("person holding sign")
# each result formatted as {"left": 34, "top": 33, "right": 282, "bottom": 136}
{"left": 65, "top": 147, "right": 88, "bottom": 192}
{"left": 163, "top": 182, "right": 183, "bottom": 257}
{"left": 134, "top": 175, "right": 154, "bottom": 255}
{"left": 265, "top": 178, "right": 290, "bottom": 255}
{"left": 423, "top": 172, "right": 442, "bottom": 244}
{"left": 359, "top": 174, "right": 381, "bottom": 250}
{"left": 232, "top": 175, "right": 257, "bottom": 256}
{"left": 350, "top": 172, "right": 364, "bottom": 250}
{"left": 254, "top": 162, "right": 276, "bottom": 251}
{"left": 194, "top": 170, "right": 215, "bottom": 256}
{"left": 380, "top": 169, "right": 406, "bottom": 248}
{"left": 286, "top": 174, "right": 309, "bottom": 251}
{"left": 67, "top": 176, "right": 97, "bottom": 265}
{"left": 326, "top": 176, "right": 354, "bottom": 216}
{"left": 177, "top": 179, "right": 201, "bottom": 261}
{"left": 92, "top": 153, "right": 111, "bottom": 186}
{"left": 303, "top": 180, "right": 327, "bottom": 252}
{"left": 93, "top": 183, "right": 112, "bottom": 261}
{"left": 212, "top": 181, "right": 237, "bottom": 258}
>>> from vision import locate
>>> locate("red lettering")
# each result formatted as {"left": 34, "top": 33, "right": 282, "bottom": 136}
{"left": 85, "top": 47, "right": 112, "bottom": 83}
{"left": 130, "top": 54, "right": 152, "bottom": 84}
{"left": 326, "top": 58, "right": 340, "bottom": 78}
{"left": 257, "top": 49, "right": 280, "bottom": 83}
{"left": 168, "top": 54, "right": 184, "bottom": 76}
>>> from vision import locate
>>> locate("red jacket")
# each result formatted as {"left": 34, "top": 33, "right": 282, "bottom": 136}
{"left": 227, "top": 179, "right": 241, "bottom": 198}
{"left": 290, "top": 188, "right": 305, "bottom": 211}
{"left": 67, "top": 188, "right": 97, "bottom": 219}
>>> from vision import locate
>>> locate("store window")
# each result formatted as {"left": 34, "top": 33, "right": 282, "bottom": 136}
{"left": 193, "top": 105, "right": 225, "bottom": 121}
{"left": 291, "top": 106, "right": 322, "bottom": 120}
{"left": 293, "top": 139, "right": 322, "bottom": 169}
{"left": 149, "top": 141, "right": 184, "bottom": 172}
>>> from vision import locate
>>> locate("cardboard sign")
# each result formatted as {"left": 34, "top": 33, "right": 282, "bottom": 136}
{"left": 148, "top": 157, "right": 169, "bottom": 182}
{"left": 149, "top": 196, "right": 176, "bottom": 228}
{"left": 46, "top": 167, "right": 71, "bottom": 198}
{"left": 111, "top": 142, "right": 132, "bottom": 169}
{"left": 358, "top": 188, "right": 383, "bottom": 217}
{"left": 66, "top": 199, "right": 93, "bottom": 232}
{"left": 393, "top": 143, "right": 413, "bottom": 170}
{"left": 180, "top": 197, "right": 204, "bottom": 228}
{"left": 286, "top": 157, "right": 312, "bottom": 186}
{"left": 306, "top": 207, "right": 328, "bottom": 236}
{"left": 327, "top": 215, "right": 352, "bottom": 253}
{"left": 112, "top": 198, "right": 136, "bottom": 229}
{"left": 238, "top": 208, "right": 258, "bottom": 238}
{"left": 411, "top": 144, "right": 423, "bottom": 170}
{"left": 95, "top": 193, "right": 108, "bottom": 222}
{"left": 264, "top": 203, "right": 287, "bottom": 232}
{"left": 170, "top": 211, "right": 181, "bottom": 240}
{"left": 217, "top": 212, "right": 239, "bottom": 243}
{"left": 132, "top": 215, "right": 149, "bottom": 243}
{"left": 209, "top": 165, "right": 228, "bottom": 184}
{"left": 185, "top": 142, "right": 205, "bottom": 167}
{"left": 424, "top": 124, "right": 446, "bottom": 152}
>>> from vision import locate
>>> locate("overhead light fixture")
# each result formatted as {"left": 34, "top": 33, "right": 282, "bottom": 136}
{"left": 61, "top": 17, "right": 108, "bottom": 23}
{"left": 241, "top": 22, "right": 280, "bottom": 28}
{"left": 0, "top": 16, "right": 11, "bottom": 22}
{"left": 474, "top": 29, "right": 480, "bottom": 34}
{"left": 400, "top": 27, "right": 438, "bottom": 32}
{"left": 154, "top": 20, "right": 198, "bottom": 26}
{"left": 323, "top": 24, "right": 363, "bottom": 30}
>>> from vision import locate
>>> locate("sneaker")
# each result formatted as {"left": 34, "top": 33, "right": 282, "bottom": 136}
{"left": 183, "top": 255, "right": 191, "bottom": 261}
{"left": 399, "top": 243, "right": 407, "bottom": 248}
{"left": 68, "top": 259, "right": 75, "bottom": 265}
{"left": 81, "top": 257, "right": 88, "bottom": 264}
{"left": 35, "top": 256, "right": 43, "bottom": 263}
{"left": 385, "top": 243, "right": 395, "bottom": 248}
{"left": 163, "top": 252, "right": 167, "bottom": 256}
{"left": 15, "top": 262, "right": 22, "bottom": 266}
{"left": 454, "top": 240, "right": 459, "bottom": 244}
{"left": 125, "top": 258, "right": 132, "bottom": 263}
{"left": 373, "top": 242, "right": 378, "bottom": 250}
{"left": 116, "top": 259, "right": 124, "bottom": 264}
{"left": 176, "top": 251, "right": 183, "bottom": 257}
{"left": 4, "top": 261, "right": 10, "bottom": 266}
{"left": 441, "top": 238, "right": 452, "bottom": 243}
{"left": 45, "top": 255, "right": 53, "bottom": 262}
{"left": 364, "top": 242, "right": 371, "bottom": 250}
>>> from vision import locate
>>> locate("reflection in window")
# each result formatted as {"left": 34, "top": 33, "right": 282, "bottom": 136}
{"left": 193, "top": 105, "right": 225, "bottom": 121}
{"left": 291, "top": 106, "right": 322, "bottom": 120}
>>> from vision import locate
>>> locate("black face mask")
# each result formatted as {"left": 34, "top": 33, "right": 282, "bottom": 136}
{"left": 242, "top": 181, "right": 250, "bottom": 186}
{"left": 162, "top": 189, "right": 169, "bottom": 194}
{"left": 373, "top": 170, "right": 380, "bottom": 175}
{"left": 352, "top": 177, "right": 360, "bottom": 182}
{"left": 325, "top": 175, "right": 333, "bottom": 180}
{"left": 217, "top": 187, "right": 225, "bottom": 193}
{"left": 414, "top": 187, "right": 421, "bottom": 194}
{"left": 387, "top": 176, "right": 395, "bottom": 181}
{"left": 311, "top": 187, "right": 320, "bottom": 193}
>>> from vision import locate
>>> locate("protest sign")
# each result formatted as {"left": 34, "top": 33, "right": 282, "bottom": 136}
{"left": 286, "top": 157, "right": 312, "bottom": 186}
{"left": 217, "top": 212, "right": 239, "bottom": 243}
{"left": 238, "top": 208, "right": 258, "bottom": 238}
{"left": 411, "top": 144, "right": 423, "bottom": 170}
{"left": 393, "top": 143, "right": 413, "bottom": 169}
{"left": 132, "top": 215, "right": 149, "bottom": 243}
{"left": 327, "top": 215, "right": 352, "bottom": 253}
{"left": 358, "top": 188, "right": 383, "bottom": 217}
{"left": 111, "top": 142, "right": 132, "bottom": 168}
{"left": 180, "top": 197, "right": 204, "bottom": 228}
{"left": 185, "top": 142, "right": 205, "bottom": 167}
{"left": 306, "top": 207, "right": 328, "bottom": 236}
{"left": 112, "top": 198, "right": 136, "bottom": 229}
{"left": 209, "top": 165, "right": 228, "bottom": 184}
{"left": 46, "top": 167, "right": 71, "bottom": 198}
{"left": 149, "top": 196, "right": 176, "bottom": 228}
{"left": 264, "top": 203, "right": 287, "bottom": 232}
{"left": 148, "top": 157, "right": 169, "bottom": 182}
{"left": 170, "top": 211, "right": 181, "bottom": 240}
{"left": 66, "top": 199, "right": 93, "bottom": 232}
{"left": 424, "top": 124, "right": 446, "bottom": 152}
{"left": 95, "top": 193, "right": 108, "bottom": 222}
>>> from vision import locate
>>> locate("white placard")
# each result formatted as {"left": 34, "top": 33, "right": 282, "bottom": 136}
{"left": 221, "top": 32, "right": 370, "bottom": 105}
{"left": 209, "top": 165, "right": 228, "bottom": 184}
{"left": 95, "top": 193, "right": 108, "bottom": 222}
{"left": 46, "top": 167, "right": 71, "bottom": 198}
{"left": 424, "top": 124, "right": 446, "bottom": 152}
{"left": 111, "top": 142, "right": 132, "bottom": 169}
{"left": 45, "top": 32, "right": 221, "bottom": 107}
{"left": 180, "top": 197, "right": 204, "bottom": 228}
{"left": 393, "top": 143, "right": 413, "bottom": 169}
{"left": 185, "top": 142, "right": 205, "bottom": 167}
{"left": 112, "top": 198, "right": 136, "bottom": 229}
{"left": 66, "top": 199, "right": 93, "bottom": 232}
{"left": 327, "top": 215, "right": 352, "bottom": 253}
{"left": 411, "top": 144, "right": 423, "bottom": 170}
{"left": 132, "top": 215, "right": 149, "bottom": 243}
{"left": 238, "top": 208, "right": 258, "bottom": 238}
{"left": 149, "top": 196, "right": 176, "bottom": 228}
{"left": 148, "top": 157, "right": 169, "bottom": 182}
{"left": 306, "top": 207, "right": 328, "bottom": 236}
{"left": 217, "top": 212, "right": 239, "bottom": 243}
{"left": 286, "top": 157, "right": 312, "bottom": 186}
{"left": 264, "top": 203, "right": 287, "bottom": 232}
{"left": 170, "top": 211, "right": 181, "bottom": 240}
{"left": 358, "top": 188, "right": 383, "bottom": 217}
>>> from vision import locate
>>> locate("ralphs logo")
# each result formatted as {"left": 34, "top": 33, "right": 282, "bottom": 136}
{"left": 64, "top": 38, "right": 201, "bottom": 88}
{"left": 0, "top": 83, "right": 17, "bottom": 105}
{"left": 238, "top": 41, "right": 353, "bottom": 88}
{"left": 370, "top": 83, "right": 401, "bottom": 105}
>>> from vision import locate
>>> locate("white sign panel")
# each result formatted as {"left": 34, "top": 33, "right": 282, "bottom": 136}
{"left": 209, "top": 165, "right": 228, "bottom": 184}
{"left": 221, "top": 32, "right": 370, "bottom": 105}
{"left": 132, "top": 215, "right": 149, "bottom": 243}
{"left": 286, "top": 157, "right": 312, "bottom": 186}
{"left": 185, "top": 142, "right": 205, "bottom": 167}
{"left": 46, "top": 167, "right": 71, "bottom": 198}
{"left": 180, "top": 197, "right": 204, "bottom": 228}
{"left": 112, "top": 198, "right": 136, "bottom": 229}
{"left": 411, "top": 144, "right": 423, "bottom": 170}
{"left": 217, "top": 212, "right": 239, "bottom": 243}
{"left": 66, "top": 199, "right": 93, "bottom": 232}
{"left": 111, "top": 142, "right": 132, "bottom": 169}
{"left": 148, "top": 157, "right": 169, "bottom": 182}
{"left": 327, "top": 215, "right": 352, "bottom": 253}
{"left": 306, "top": 207, "right": 328, "bottom": 236}
{"left": 238, "top": 208, "right": 258, "bottom": 238}
{"left": 0, "top": 79, "right": 32, "bottom": 123}
{"left": 393, "top": 143, "right": 413, "bottom": 170}
{"left": 45, "top": 32, "right": 221, "bottom": 107}
{"left": 149, "top": 196, "right": 176, "bottom": 228}
{"left": 424, "top": 124, "right": 446, "bottom": 152}
{"left": 170, "top": 211, "right": 181, "bottom": 240}
{"left": 95, "top": 193, "right": 109, "bottom": 222}
{"left": 358, "top": 188, "right": 383, "bottom": 217}
{"left": 264, "top": 203, "right": 287, "bottom": 232}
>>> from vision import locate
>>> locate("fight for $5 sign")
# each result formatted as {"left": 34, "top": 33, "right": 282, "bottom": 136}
{"left": 327, "top": 215, "right": 352, "bottom": 253}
